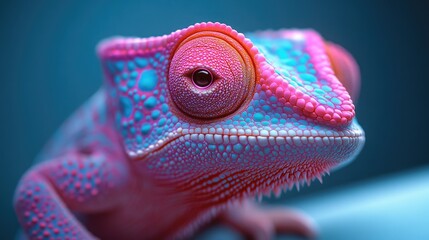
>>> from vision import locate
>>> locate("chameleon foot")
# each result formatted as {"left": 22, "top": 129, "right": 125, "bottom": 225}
{"left": 220, "top": 201, "right": 317, "bottom": 240}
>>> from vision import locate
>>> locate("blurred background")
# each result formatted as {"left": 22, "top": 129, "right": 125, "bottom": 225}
{"left": 1, "top": 0, "right": 428, "bottom": 239}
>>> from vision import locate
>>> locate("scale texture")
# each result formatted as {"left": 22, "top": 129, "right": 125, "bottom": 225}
{"left": 14, "top": 22, "right": 365, "bottom": 240}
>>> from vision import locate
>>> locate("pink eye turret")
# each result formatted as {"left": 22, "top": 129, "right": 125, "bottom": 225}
{"left": 168, "top": 31, "right": 256, "bottom": 121}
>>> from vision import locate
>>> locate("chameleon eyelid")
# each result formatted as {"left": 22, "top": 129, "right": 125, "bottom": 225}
{"left": 183, "top": 66, "right": 220, "bottom": 81}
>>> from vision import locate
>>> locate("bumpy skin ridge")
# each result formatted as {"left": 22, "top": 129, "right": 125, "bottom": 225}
{"left": 15, "top": 22, "right": 364, "bottom": 240}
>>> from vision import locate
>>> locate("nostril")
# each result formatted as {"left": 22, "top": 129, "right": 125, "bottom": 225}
{"left": 79, "top": 146, "right": 93, "bottom": 156}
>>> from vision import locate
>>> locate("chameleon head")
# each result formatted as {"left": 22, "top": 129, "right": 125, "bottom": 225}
{"left": 98, "top": 22, "right": 364, "bottom": 202}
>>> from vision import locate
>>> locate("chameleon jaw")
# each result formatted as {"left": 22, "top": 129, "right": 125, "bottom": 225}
{"left": 131, "top": 123, "right": 364, "bottom": 165}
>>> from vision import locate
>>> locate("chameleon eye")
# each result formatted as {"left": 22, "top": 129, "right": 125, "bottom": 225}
{"left": 192, "top": 68, "right": 213, "bottom": 88}
{"left": 168, "top": 31, "right": 256, "bottom": 120}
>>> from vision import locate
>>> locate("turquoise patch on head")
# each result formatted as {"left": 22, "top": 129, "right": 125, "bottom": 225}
{"left": 161, "top": 103, "right": 169, "bottom": 113}
{"left": 322, "top": 85, "right": 332, "bottom": 92}
{"left": 299, "top": 73, "right": 317, "bottom": 82}
{"left": 151, "top": 110, "right": 160, "bottom": 120}
{"left": 128, "top": 61, "right": 136, "bottom": 71}
{"left": 282, "top": 58, "right": 297, "bottom": 66}
{"left": 144, "top": 96, "right": 157, "bottom": 109}
{"left": 135, "top": 57, "right": 148, "bottom": 68}
{"left": 139, "top": 69, "right": 158, "bottom": 91}
{"left": 134, "top": 111, "right": 143, "bottom": 121}
{"left": 158, "top": 118, "right": 166, "bottom": 126}
{"left": 254, "top": 113, "right": 264, "bottom": 121}
{"left": 141, "top": 123, "right": 151, "bottom": 135}
{"left": 331, "top": 97, "right": 341, "bottom": 104}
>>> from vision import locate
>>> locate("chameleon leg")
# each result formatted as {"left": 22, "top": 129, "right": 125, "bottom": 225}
{"left": 14, "top": 152, "right": 129, "bottom": 239}
{"left": 14, "top": 171, "right": 97, "bottom": 239}
{"left": 220, "top": 201, "right": 316, "bottom": 240}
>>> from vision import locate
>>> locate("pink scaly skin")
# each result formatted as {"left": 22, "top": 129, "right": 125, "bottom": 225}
{"left": 14, "top": 22, "right": 365, "bottom": 240}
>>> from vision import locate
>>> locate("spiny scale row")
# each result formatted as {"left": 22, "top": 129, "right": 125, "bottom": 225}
{"left": 179, "top": 134, "right": 362, "bottom": 147}
{"left": 176, "top": 127, "right": 363, "bottom": 138}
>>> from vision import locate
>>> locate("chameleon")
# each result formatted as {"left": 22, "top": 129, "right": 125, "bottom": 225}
{"left": 14, "top": 22, "right": 365, "bottom": 240}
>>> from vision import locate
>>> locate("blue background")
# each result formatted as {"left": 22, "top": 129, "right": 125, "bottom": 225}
{"left": 1, "top": 0, "right": 428, "bottom": 239}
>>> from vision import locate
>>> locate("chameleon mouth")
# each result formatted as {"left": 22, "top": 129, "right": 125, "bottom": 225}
{"left": 132, "top": 125, "right": 364, "bottom": 162}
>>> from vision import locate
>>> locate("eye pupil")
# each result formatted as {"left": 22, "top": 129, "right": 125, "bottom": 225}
{"left": 192, "top": 69, "right": 213, "bottom": 88}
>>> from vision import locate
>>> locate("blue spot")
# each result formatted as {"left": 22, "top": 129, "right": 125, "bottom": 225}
{"left": 144, "top": 96, "right": 157, "bottom": 109}
{"left": 262, "top": 105, "right": 271, "bottom": 111}
{"left": 300, "top": 73, "right": 317, "bottom": 82}
{"left": 297, "top": 65, "right": 307, "bottom": 72}
{"left": 128, "top": 61, "right": 136, "bottom": 71}
{"left": 156, "top": 128, "right": 163, "bottom": 135}
{"left": 331, "top": 97, "right": 341, "bottom": 104}
{"left": 226, "top": 146, "right": 231, "bottom": 152}
{"left": 208, "top": 145, "right": 216, "bottom": 151}
{"left": 127, "top": 79, "right": 135, "bottom": 88}
{"left": 141, "top": 123, "right": 151, "bottom": 135}
{"left": 119, "top": 97, "right": 132, "bottom": 117}
{"left": 233, "top": 143, "right": 243, "bottom": 153}
{"left": 115, "top": 61, "right": 124, "bottom": 71}
{"left": 264, "top": 147, "right": 270, "bottom": 154}
{"left": 159, "top": 55, "right": 165, "bottom": 62}
{"left": 158, "top": 118, "right": 166, "bottom": 126}
{"left": 120, "top": 85, "right": 128, "bottom": 92}
{"left": 300, "top": 54, "right": 310, "bottom": 63}
{"left": 139, "top": 69, "right": 158, "bottom": 91}
{"left": 269, "top": 96, "right": 278, "bottom": 102}
{"left": 254, "top": 113, "right": 264, "bottom": 121}
{"left": 122, "top": 72, "right": 128, "bottom": 79}
{"left": 114, "top": 75, "right": 121, "bottom": 84}
{"left": 292, "top": 50, "right": 302, "bottom": 56}
{"left": 161, "top": 103, "right": 169, "bottom": 113}
{"left": 133, "top": 93, "right": 140, "bottom": 102}
{"left": 134, "top": 111, "right": 142, "bottom": 121}
{"left": 282, "top": 58, "right": 297, "bottom": 66}
{"left": 271, "top": 118, "right": 279, "bottom": 124}
{"left": 322, "top": 85, "right": 332, "bottom": 92}
{"left": 151, "top": 110, "right": 160, "bottom": 119}
{"left": 130, "top": 71, "right": 138, "bottom": 79}
{"left": 135, "top": 57, "right": 148, "bottom": 68}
